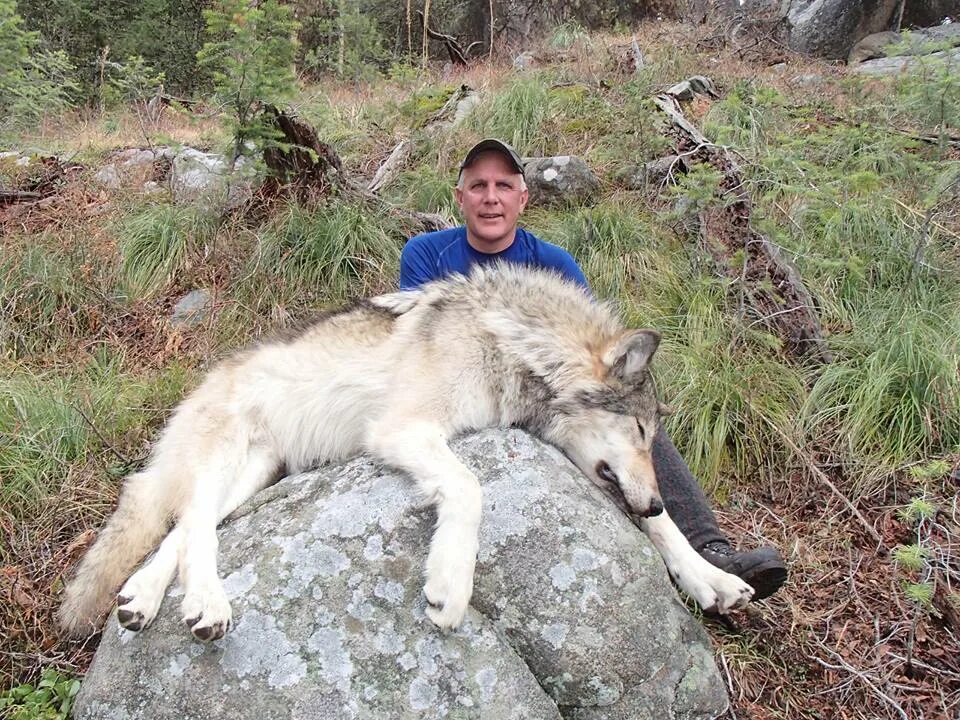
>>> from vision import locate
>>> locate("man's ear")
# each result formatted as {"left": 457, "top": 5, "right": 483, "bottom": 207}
{"left": 602, "top": 329, "right": 661, "bottom": 382}
{"left": 454, "top": 185, "right": 464, "bottom": 210}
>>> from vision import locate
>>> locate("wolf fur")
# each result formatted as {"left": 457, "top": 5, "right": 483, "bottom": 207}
{"left": 58, "top": 264, "right": 753, "bottom": 641}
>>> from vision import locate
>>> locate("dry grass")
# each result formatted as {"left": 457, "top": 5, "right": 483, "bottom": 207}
{"left": 710, "top": 466, "right": 960, "bottom": 720}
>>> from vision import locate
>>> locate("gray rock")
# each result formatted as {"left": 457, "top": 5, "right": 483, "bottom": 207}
{"left": 787, "top": 0, "right": 901, "bottom": 59}
{"left": 453, "top": 92, "right": 482, "bottom": 125}
{"left": 0, "top": 150, "right": 32, "bottom": 167}
{"left": 513, "top": 51, "right": 536, "bottom": 71}
{"left": 666, "top": 76, "right": 720, "bottom": 102}
{"left": 74, "top": 430, "right": 728, "bottom": 720}
{"left": 848, "top": 24, "right": 960, "bottom": 63}
{"left": 788, "top": 73, "right": 825, "bottom": 87}
{"left": 524, "top": 156, "right": 600, "bottom": 207}
{"left": 903, "top": 1, "right": 959, "bottom": 27}
{"left": 115, "top": 148, "right": 160, "bottom": 169}
{"left": 170, "top": 289, "right": 213, "bottom": 329}
{"left": 619, "top": 155, "right": 688, "bottom": 191}
{"left": 93, "top": 164, "right": 121, "bottom": 190}
{"left": 852, "top": 45, "right": 960, "bottom": 73}
{"left": 170, "top": 147, "right": 259, "bottom": 212}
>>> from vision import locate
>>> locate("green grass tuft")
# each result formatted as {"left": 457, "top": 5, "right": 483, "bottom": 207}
{"left": 119, "top": 203, "right": 217, "bottom": 295}
{"left": 0, "top": 242, "right": 100, "bottom": 359}
{"left": 467, "top": 75, "right": 550, "bottom": 155}
{"left": 254, "top": 201, "right": 401, "bottom": 306}
{"left": 803, "top": 302, "right": 960, "bottom": 471}
{"left": 0, "top": 354, "right": 192, "bottom": 520}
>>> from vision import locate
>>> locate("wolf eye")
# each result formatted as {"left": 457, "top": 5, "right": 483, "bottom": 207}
{"left": 596, "top": 461, "right": 619, "bottom": 486}
{"left": 635, "top": 419, "right": 646, "bottom": 440}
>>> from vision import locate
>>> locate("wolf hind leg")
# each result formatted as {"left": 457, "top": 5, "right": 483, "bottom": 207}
{"left": 176, "top": 443, "right": 282, "bottom": 641}
{"left": 368, "top": 420, "right": 482, "bottom": 630}
{"left": 57, "top": 465, "right": 178, "bottom": 638}
{"left": 640, "top": 511, "right": 753, "bottom": 613}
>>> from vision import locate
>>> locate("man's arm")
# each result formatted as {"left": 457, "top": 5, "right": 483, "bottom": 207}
{"left": 539, "top": 243, "right": 589, "bottom": 290}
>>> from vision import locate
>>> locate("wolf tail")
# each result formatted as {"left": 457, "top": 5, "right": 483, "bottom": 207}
{"left": 57, "top": 464, "right": 179, "bottom": 638}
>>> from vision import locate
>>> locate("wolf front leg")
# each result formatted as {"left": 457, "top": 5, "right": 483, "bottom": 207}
{"left": 639, "top": 510, "right": 753, "bottom": 613}
{"left": 176, "top": 444, "right": 282, "bottom": 641}
{"left": 368, "top": 420, "right": 482, "bottom": 630}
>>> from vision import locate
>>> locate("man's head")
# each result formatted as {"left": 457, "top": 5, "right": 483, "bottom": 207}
{"left": 455, "top": 139, "right": 529, "bottom": 254}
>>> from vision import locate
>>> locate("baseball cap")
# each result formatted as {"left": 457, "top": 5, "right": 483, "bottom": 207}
{"left": 458, "top": 139, "right": 525, "bottom": 178}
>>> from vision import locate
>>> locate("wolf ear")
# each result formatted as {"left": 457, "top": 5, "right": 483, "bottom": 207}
{"left": 603, "top": 329, "right": 660, "bottom": 381}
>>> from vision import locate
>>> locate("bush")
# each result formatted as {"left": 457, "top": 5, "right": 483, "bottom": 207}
{"left": 197, "top": 0, "right": 299, "bottom": 162}
{"left": 0, "top": 0, "right": 77, "bottom": 129}
{"left": 0, "top": 669, "right": 80, "bottom": 720}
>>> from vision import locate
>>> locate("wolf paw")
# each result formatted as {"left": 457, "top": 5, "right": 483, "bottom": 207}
{"left": 670, "top": 561, "right": 754, "bottom": 614}
{"left": 181, "top": 584, "right": 233, "bottom": 641}
{"left": 116, "top": 575, "right": 167, "bottom": 632}
{"left": 423, "top": 535, "right": 477, "bottom": 630}
{"left": 705, "top": 567, "right": 754, "bottom": 613}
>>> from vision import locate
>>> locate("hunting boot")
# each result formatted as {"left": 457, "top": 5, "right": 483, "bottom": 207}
{"left": 699, "top": 542, "right": 787, "bottom": 601}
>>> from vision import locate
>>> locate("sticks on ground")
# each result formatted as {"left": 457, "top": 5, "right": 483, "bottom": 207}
{"left": 654, "top": 93, "right": 833, "bottom": 366}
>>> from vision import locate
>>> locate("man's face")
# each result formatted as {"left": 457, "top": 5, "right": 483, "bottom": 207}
{"left": 455, "top": 150, "right": 529, "bottom": 253}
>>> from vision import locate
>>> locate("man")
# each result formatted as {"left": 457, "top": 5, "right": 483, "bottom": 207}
{"left": 400, "top": 138, "right": 787, "bottom": 601}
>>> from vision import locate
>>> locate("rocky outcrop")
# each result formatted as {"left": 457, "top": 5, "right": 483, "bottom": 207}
{"left": 787, "top": 0, "right": 902, "bottom": 59}
{"left": 170, "top": 147, "right": 258, "bottom": 211}
{"left": 848, "top": 23, "right": 960, "bottom": 63}
{"left": 902, "top": 1, "right": 960, "bottom": 27}
{"left": 852, "top": 45, "right": 960, "bottom": 74}
{"left": 74, "top": 430, "right": 728, "bottom": 720}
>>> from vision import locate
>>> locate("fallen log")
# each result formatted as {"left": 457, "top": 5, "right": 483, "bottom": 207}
{"left": 0, "top": 189, "right": 43, "bottom": 205}
{"left": 654, "top": 92, "right": 833, "bottom": 366}
{"left": 368, "top": 139, "right": 412, "bottom": 194}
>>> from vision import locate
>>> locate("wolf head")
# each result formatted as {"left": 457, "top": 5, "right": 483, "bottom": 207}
{"left": 484, "top": 303, "right": 669, "bottom": 518}
{"left": 548, "top": 328, "right": 669, "bottom": 519}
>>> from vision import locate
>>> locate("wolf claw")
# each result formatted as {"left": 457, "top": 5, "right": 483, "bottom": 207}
{"left": 116, "top": 588, "right": 163, "bottom": 632}
{"left": 181, "top": 584, "right": 233, "bottom": 641}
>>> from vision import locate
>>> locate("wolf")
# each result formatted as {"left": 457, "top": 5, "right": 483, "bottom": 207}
{"left": 58, "top": 264, "right": 753, "bottom": 642}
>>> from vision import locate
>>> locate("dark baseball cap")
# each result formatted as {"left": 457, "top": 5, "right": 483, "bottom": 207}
{"left": 458, "top": 139, "right": 525, "bottom": 178}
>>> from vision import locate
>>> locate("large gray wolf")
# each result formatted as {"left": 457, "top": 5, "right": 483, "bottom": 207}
{"left": 58, "top": 265, "right": 752, "bottom": 642}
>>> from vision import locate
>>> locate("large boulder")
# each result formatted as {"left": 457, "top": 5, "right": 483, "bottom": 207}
{"left": 786, "top": 0, "right": 902, "bottom": 58}
{"left": 523, "top": 156, "right": 600, "bottom": 207}
{"left": 848, "top": 23, "right": 960, "bottom": 63}
{"left": 74, "top": 430, "right": 728, "bottom": 720}
{"left": 902, "top": 1, "right": 960, "bottom": 27}
{"left": 852, "top": 45, "right": 960, "bottom": 73}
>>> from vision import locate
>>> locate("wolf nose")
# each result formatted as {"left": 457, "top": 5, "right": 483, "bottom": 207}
{"left": 637, "top": 498, "right": 664, "bottom": 518}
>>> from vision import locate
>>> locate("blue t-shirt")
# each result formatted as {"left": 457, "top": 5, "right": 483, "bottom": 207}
{"left": 400, "top": 226, "right": 588, "bottom": 290}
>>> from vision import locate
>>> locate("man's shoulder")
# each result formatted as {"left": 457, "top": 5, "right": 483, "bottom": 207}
{"left": 516, "top": 228, "right": 588, "bottom": 287}
{"left": 406, "top": 226, "right": 466, "bottom": 253}
{"left": 517, "top": 228, "right": 575, "bottom": 263}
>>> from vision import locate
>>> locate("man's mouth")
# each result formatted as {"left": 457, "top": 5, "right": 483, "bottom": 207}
{"left": 478, "top": 213, "right": 502, "bottom": 220}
